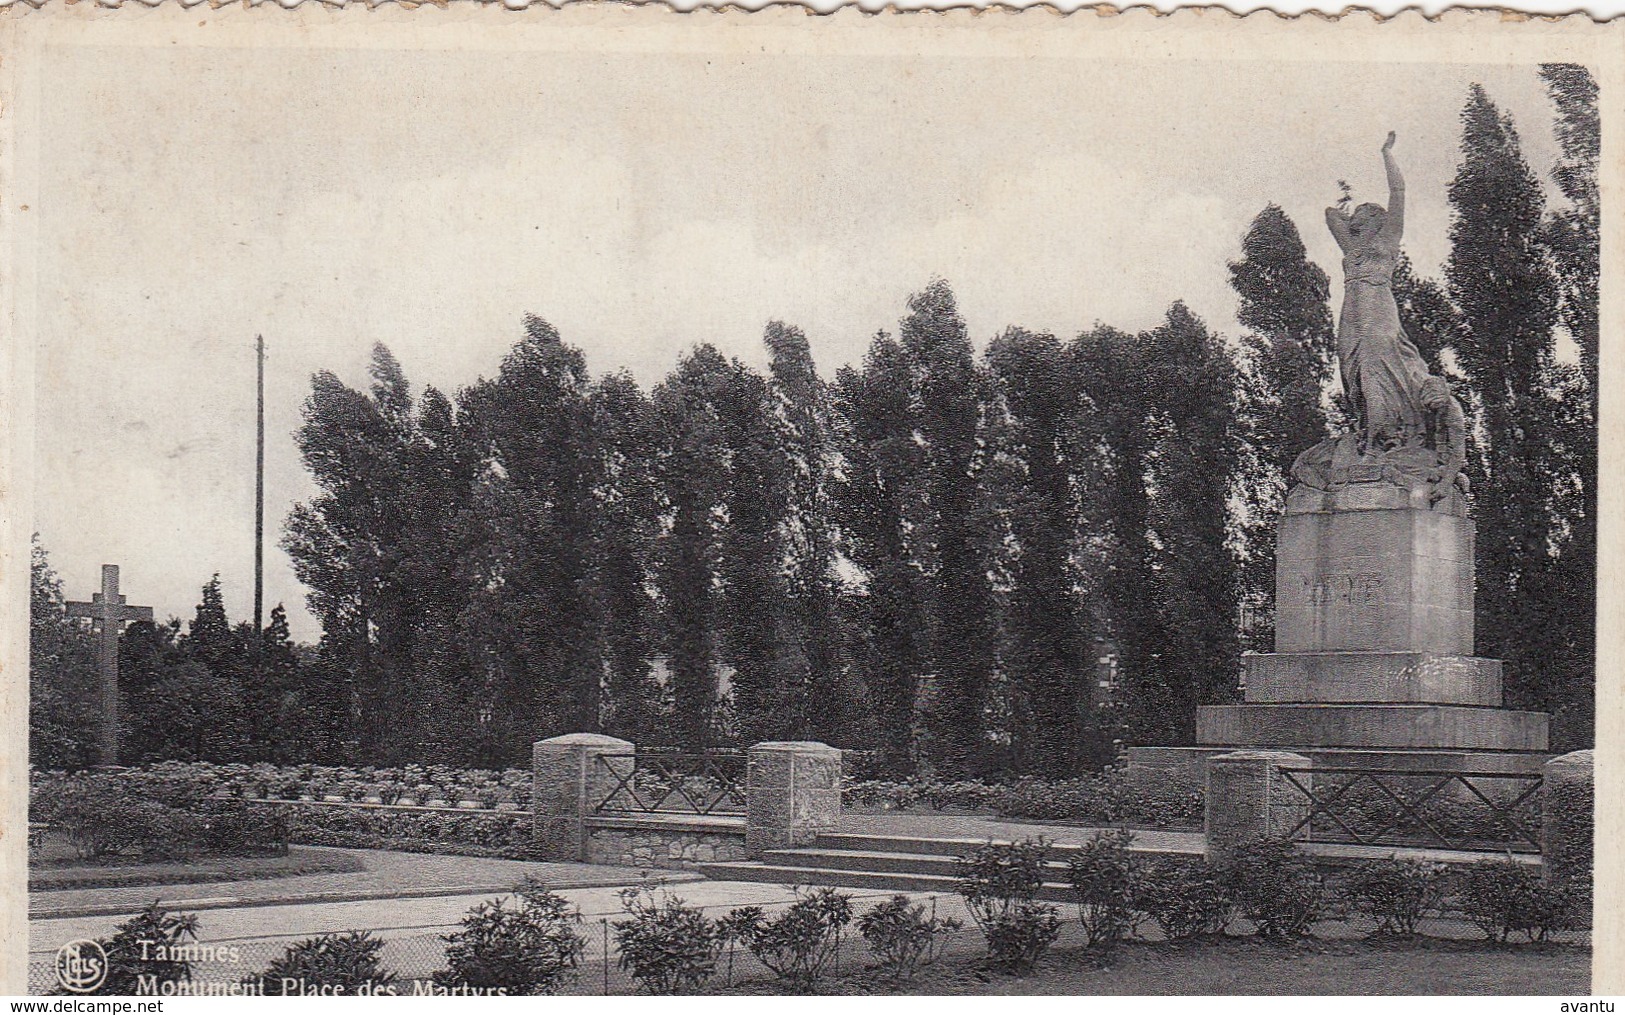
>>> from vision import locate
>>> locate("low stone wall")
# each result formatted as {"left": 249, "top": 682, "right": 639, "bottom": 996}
{"left": 584, "top": 815, "right": 747, "bottom": 869}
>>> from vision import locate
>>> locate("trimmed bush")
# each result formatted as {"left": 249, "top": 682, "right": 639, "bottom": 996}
{"left": 196, "top": 800, "right": 289, "bottom": 857}
{"left": 990, "top": 772, "right": 1203, "bottom": 829}
{"left": 1222, "top": 838, "right": 1324, "bottom": 940}
{"left": 265, "top": 802, "right": 535, "bottom": 858}
{"left": 31, "top": 762, "right": 535, "bottom": 812}
{"left": 59, "top": 902, "right": 200, "bottom": 996}
{"left": 722, "top": 886, "right": 854, "bottom": 990}
{"left": 856, "top": 895, "right": 961, "bottom": 981}
{"left": 1456, "top": 857, "right": 1584, "bottom": 943}
{"left": 435, "top": 880, "right": 585, "bottom": 995}
{"left": 1066, "top": 829, "right": 1143, "bottom": 950}
{"left": 1339, "top": 859, "right": 1450, "bottom": 937}
{"left": 30, "top": 774, "right": 285, "bottom": 862}
{"left": 955, "top": 839, "right": 1062, "bottom": 972}
{"left": 253, "top": 931, "right": 393, "bottom": 995}
{"left": 1137, "top": 858, "right": 1234, "bottom": 941}
{"left": 612, "top": 884, "right": 723, "bottom": 994}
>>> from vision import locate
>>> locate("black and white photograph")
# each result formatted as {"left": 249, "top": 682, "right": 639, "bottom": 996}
{"left": 3, "top": 7, "right": 1615, "bottom": 999}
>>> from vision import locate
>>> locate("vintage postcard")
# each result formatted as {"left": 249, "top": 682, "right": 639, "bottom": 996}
{"left": 0, "top": 4, "right": 1619, "bottom": 1000}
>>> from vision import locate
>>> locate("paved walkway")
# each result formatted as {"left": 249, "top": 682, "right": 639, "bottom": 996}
{"left": 29, "top": 847, "right": 684, "bottom": 921}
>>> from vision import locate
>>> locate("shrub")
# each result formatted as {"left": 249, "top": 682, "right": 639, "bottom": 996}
{"left": 990, "top": 771, "right": 1203, "bottom": 829}
{"left": 980, "top": 904, "right": 1061, "bottom": 974}
{"left": 1456, "top": 858, "right": 1584, "bottom": 943}
{"left": 721, "top": 886, "right": 853, "bottom": 990}
{"left": 435, "top": 880, "right": 585, "bottom": 995}
{"left": 612, "top": 884, "right": 723, "bottom": 994}
{"left": 254, "top": 931, "right": 393, "bottom": 995}
{"left": 855, "top": 895, "right": 961, "bottom": 981}
{"left": 1222, "top": 838, "right": 1324, "bottom": 940}
{"left": 196, "top": 800, "right": 289, "bottom": 857}
{"left": 955, "top": 839, "right": 1062, "bottom": 972}
{"left": 32, "top": 777, "right": 190, "bottom": 860}
{"left": 1339, "top": 859, "right": 1450, "bottom": 936}
{"left": 269, "top": 802, "right": 536, "bottom": 858}
{"left": 61, "top": 902, "right": 200, "bottom": 995}
{"left": 1066, "top": 829, "right": 1143, "bottom": 950}
{"left": 1136, "top": 858, "right": 1234, "bottom": 941}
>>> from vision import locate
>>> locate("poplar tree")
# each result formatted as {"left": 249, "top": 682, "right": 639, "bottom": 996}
{"left": 653, "top": 346, "right": 733, "bottom": 748}
{"left": 1227, "top": 205, "right": 1335, "bottom": 650}
{"left": 589, "top": 371, "right": 665, "bottom": 744}
{"left": 1072, "top": 324, "right": 1161, "bottom": 746}
{"left": 985, "top": 327, "right": 1089, "bottom": 773}
{"left": 1537, "top": 63, "right": 1599, "bottom": 748}
{"left": 902, "top": 280, "right": 997, "bottom": 777}
{"left": 765, "top": 321, "right": 851, "bottom": 743}
{"left": 832, "top": 334, "right": 930, "bottom": 771}
{"left": 1142, "top": 303, "right": 1243, "bottom": 742}
{"left": 1445, "top": 85, "right": 1563, "bottom": 716}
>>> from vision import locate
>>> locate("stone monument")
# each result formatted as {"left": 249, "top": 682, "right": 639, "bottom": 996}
{"left": 1129, "top": 135, "right": 1549, "bottom": 788}
{"left": 66, "top": 564, "right": 153, "bottom": 767}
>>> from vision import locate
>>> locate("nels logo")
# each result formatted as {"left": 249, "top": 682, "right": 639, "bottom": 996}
{"left": 55, "top": 940, "right": 107, "bottom": 994}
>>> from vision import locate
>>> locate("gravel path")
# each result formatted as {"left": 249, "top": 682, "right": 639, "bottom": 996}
{"left": 29, "top": 846, "right": 672, "bottom": 919}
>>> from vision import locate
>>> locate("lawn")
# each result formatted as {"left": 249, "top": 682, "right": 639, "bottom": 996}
{"left": 814, "top": 937, "right": 1591, "bottom": 995}
{"left": 29, "top": 845, "right": 367, "bottom": 892}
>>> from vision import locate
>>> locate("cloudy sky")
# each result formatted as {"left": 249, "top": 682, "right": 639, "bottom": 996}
{"left": 27, "top": 39, "right": 1567, "bottom": 642}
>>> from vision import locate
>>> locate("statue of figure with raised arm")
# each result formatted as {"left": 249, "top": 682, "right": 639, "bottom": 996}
{"left": 1324, "top": 132, "right": 1432, "bottom": 453}
{"left": 1289, "top": 133, "right": 1469, "bottom": 510}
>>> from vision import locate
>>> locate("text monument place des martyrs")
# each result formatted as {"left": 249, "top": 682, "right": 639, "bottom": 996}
{"left": 1128, "top": 134, "right": 1549, "bottom": 787}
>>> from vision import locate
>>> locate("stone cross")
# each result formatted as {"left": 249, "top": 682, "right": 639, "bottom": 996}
{"left": 66, "top": 565, "right": 152, "bottom": 767}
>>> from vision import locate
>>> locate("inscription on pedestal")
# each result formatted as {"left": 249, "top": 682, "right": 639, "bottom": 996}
{"left": 1276, "top": 506, "right": 1473, "bottom": 656}
{"left": 1305, "top": 573, "right": 1385, "bottom": 608}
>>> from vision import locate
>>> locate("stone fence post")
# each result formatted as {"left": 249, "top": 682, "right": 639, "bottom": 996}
{"left": 1541, "top": 749, "right": 1593, "bottom": 885}
{"left": 746, "top": 741, "right": 841, "bottom": 857}
{"left": 1203, "top": 750, "right": 1312, "bottom": 863}
{"left": 532, "top": 733, "right": 634, "bottom": 862}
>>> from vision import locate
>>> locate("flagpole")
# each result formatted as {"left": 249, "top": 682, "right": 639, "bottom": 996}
{"left": 254, "top": 334, "right": 265, "bottom": 648}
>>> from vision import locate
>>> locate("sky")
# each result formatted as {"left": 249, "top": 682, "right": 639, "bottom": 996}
{"left": 28, "top": 43, "right": 1568, "bottom": 643}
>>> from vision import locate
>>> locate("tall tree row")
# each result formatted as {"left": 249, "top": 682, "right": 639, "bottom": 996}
{"left": 34, "top": 74, "right": 1595, "bottom": 774}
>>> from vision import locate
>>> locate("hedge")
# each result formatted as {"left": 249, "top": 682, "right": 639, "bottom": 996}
{"left": 255, "top": 802, "right": 539, "bottom": 860}
{"left": 843, "top": 770, "right": 1205, "bottom": 830}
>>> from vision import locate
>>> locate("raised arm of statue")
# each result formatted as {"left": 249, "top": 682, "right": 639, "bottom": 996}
{"left": 1326, "top": 206, "right": 1354, "bottom": 252}
{"left": 1380, "top": 132, "right": 1405, "bottom": 243}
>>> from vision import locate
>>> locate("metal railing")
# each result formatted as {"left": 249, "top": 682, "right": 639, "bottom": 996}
{"left": 1279, "top": 767, "right": 1543, "bottom": 853}
{"left": 593, "top": 750, "right": 747, "bottom": 816}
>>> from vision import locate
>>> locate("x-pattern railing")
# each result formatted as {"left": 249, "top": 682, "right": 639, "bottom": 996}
{"left": 594, "top": 750, "right": 747, "bottom": 816}
{"left": 1279, "top": 767, "right": 1543, "bottom": 853}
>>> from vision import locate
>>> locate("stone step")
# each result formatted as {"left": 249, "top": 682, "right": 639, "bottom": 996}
{"left": 810, "top": 831, "right": 1202, "bottom": 860}
{"left": 694, "top": 861, "right": 1079, "bottom": 902}
{"left": 812, "top": 832, "right": 1052, "bottom": 858}
{"left": 764, "top": 847, "right": 1074, "bottom": 878}
{"left": 1197, "top": 703, "right": 1548, "bottom": 751}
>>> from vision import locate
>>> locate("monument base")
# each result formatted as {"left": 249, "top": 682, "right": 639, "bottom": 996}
{"left": 1125, "top": 744, "right": 1549, "bottom": 797}
{"left": 1196, "top": 702, "right": 1548, "bottom": 752}
{"left": 1244, "top": 651, "right": 1502, "bottom": 705}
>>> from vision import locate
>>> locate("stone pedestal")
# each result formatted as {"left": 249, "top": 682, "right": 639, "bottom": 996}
{"left": 1541, "top": 749, "right": 1594, "bottom": 885}
{"left": 1276, "top": 486, "right": 1474, "bottom": 655}
{"left": 745, "top": 741, "right": 842, "bottom": 856}
{"left": 1132, "top": 481, "right": 1550, "bottom": 793}
{"left": 1204, "top": 751, "right": 1311, "bottom": 861}
{"left": 532, "top": 733, "right": 633, "bottom": 862}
